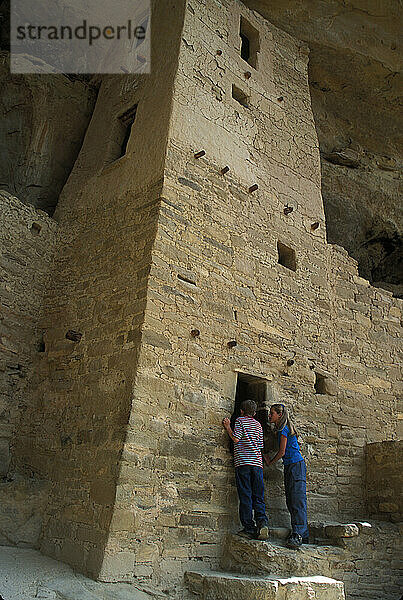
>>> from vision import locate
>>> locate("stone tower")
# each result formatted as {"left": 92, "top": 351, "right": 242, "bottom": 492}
{"left": 2, "top": 0, "right": 401, "bottom": 597}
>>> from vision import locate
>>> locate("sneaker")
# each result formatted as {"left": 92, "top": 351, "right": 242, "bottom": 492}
{"left": 286, "top": 533, "right": 302, "bottom": 549}
{"left": 237, "top": 529, "right": 256, "bottom": 539}
{"left": 258, "top": 525, "right": 269, "bottom": 540}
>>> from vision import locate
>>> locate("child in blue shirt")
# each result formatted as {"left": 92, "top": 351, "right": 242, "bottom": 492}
{"left": 264, "top": 403, "right": 308, "bottom": 549}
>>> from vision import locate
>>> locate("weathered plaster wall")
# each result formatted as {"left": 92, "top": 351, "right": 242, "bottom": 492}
{"left": 11, "top": 0, "right": 186, "bottom": 579}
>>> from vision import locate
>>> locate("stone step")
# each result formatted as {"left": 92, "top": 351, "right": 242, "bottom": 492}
{"left": 222, "top": 534, "right": 345, "bottom": 578}
{"left": 185, "top": 569, "right": 345, "bottom": 600}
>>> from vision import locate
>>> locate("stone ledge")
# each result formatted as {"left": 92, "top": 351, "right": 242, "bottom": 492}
{"left": 222, "top": 534, "right": 344, "bottom": 578}
{"left": 309, "top": 521, "right": 372, "bottom": 543}
{"left": 185, "top": 569, "right": 345, "bottom": 600}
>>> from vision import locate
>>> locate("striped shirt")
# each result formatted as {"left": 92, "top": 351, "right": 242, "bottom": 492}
{"left": 233, "top": 416, "right": 264, "bottom": 468}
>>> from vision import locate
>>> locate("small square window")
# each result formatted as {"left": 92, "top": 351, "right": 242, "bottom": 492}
{"left": 277, "top": 242, "right": 297, "bottom": 271}
{"left": 314, "top": 373, "right": 327, "bottom": 394}
{"left": 232, "top": 84, "right": 249, "bottom": 107}
{"left": 240, "top": 16, "right": 260, "bottom": 69}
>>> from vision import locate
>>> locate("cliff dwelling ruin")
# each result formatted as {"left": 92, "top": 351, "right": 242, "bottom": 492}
{"left": 0, "top": 1, "right": 401, "bottom": 599}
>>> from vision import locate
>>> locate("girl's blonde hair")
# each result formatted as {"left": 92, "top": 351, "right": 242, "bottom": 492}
{"left": 270, "top": 404, "right": 297, "bottom": 437}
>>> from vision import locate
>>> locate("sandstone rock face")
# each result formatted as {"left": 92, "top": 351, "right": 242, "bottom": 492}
{"left": 243, "top": 0, "right": 402, "bottom": 295}
{"left": 0, "top": 53, "right": 97, "bottom": 215}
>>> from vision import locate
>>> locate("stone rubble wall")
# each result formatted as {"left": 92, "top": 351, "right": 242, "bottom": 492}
{"left": 330, "top": 521, "right": 402, "bottom": 600}
{"left": 330, "top": 250, "right": 401, "bottom": 519}
{"left": 365, "top": 440, "right": 402, "bottom": 522}
{"left": 0, "top": 191, "right": 58, "bottom": 477}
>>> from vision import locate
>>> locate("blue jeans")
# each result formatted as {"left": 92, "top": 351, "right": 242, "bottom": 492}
{"left": 235, "top": 465, "right": 268, "bottom": 533}
{"left": 284, "top": 460, "right": 309, "bottom": 539}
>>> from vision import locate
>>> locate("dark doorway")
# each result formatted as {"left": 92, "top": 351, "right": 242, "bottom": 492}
{"left": 229, "top": 373, "right": 269, "bottom": 452}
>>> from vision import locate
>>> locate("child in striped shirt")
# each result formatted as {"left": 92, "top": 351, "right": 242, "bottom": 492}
{"left": 222, "top": 399, "right": 269, "bottom": 540}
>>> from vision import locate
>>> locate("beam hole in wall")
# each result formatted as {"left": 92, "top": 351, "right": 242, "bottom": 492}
{"left": 314, "top": 373, "right": 327, "bottom": 394}
{"left": 277, "top": 242, "right": 297, "bottom": 271}
{"left": 108, "top": 104, "right": 138, "bottom": 163}
{"left": 240, "top": 16, "right": 259, "bottom": 69}
{"left": 232, "top": 84, "right": 249, "bottom": 108}
{"left": 177, "top": 273, "right": 197, "bottom": 286}
{"left": 30, "top": 223, "right": 41, "bottom": 235}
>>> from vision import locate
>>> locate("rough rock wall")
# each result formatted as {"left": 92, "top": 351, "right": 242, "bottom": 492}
{"left": 11, "top": 0, "right": 186, "bottom": 579}
{"left": 242, "top": 0, "right": 402, "bottom": 296}
{"left": 0, "top": 52, "right": 97, "bottom": 215}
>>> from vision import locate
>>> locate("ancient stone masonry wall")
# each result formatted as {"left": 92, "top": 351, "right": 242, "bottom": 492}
{"left": 329, "top": 246, "right": 402, "bottom": 520}
{"left": 3, "top": 0, "right": 401, "bottom": 597}
{"left": 107, "top": 0, "right": 324, "bottom": 589}
{"left": 0, "top": 191, "right": 58, "bottom": 477}
{"left": 100, "top": 0, "right": 402, "bottom": 593}
{"left": 222, "top": 522, "right": 402, "bottom": 600}
{"left": 365, "top": 440, "right": 402, "bottom": 522}
{"left": 11, "top": 0, "right": 187, "bottom": 579}
{"left": 0, "top": 191, "right": 57, "bottom": 549}
{"left": 18, "top": 181, "right": 161, "bottom": 577}
{"left": 241, "top": 0, "right": 403, "bottom": 297}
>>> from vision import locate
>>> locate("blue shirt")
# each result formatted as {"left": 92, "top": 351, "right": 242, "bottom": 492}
{"left": 278, "top": 425, "right": 303, "bottom": 465}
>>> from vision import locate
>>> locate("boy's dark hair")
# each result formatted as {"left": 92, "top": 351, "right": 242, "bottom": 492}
{"left": 241, "top": 399, "right": 257, "bottom": 416}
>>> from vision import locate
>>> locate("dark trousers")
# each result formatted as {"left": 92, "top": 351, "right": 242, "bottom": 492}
{"left": 284, "top": 460, "right": 309, "bottom": 539}
{"left": 235, "top": 465, "right": 268, "bottom": 534}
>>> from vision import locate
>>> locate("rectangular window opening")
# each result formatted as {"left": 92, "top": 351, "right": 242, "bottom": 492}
{"left": 277, "top": 241, "right": 297, "bottom": 271}
{"left": 314, "top": 373, "right": 327, "bottom": 394}
{"left": 240, "top": 16, "right": 260, "bottom": 69}
{"left": 232, "top": 84, "right": 249, "bottom": 108}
